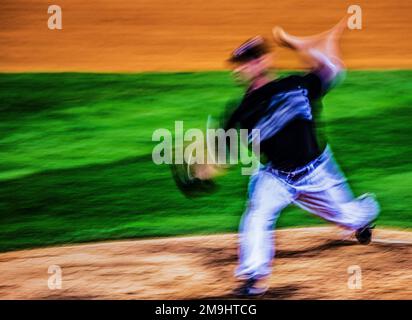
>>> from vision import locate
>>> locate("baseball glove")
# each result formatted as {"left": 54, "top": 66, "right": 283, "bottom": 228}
{"left": 170, "top": 160, "right": 218, "bottom": 198}
{"left": 170, "top": 115, "right": 226, "bottom": 197}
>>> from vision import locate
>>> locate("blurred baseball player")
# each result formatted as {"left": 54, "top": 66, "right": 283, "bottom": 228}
{"left": 193, "top": 18, "right": 380, "bottom": 297}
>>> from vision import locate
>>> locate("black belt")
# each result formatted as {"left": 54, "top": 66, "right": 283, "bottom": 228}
{"left": 269, "top": 154, "right": 326, "bottom": 183}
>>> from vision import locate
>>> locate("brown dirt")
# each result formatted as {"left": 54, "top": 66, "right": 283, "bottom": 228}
{"left": 1, "top": 0, "right": 412, "bottom": 72}
{"left": 0, "top": 227, "right": 411, "bottom": 300}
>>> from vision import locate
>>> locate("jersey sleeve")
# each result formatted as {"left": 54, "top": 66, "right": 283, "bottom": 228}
{"left": 302, "top": 72, "right": 324, "bottom": 100}
{"left": 222, "top": 99, "right": 242, "bottom": 131}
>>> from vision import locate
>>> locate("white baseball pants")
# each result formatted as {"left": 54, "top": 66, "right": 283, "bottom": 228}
{"left": 235, "top": 146, "right": 380, "bottom": 279}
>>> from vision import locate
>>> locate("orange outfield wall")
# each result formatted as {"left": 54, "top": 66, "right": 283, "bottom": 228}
{"left": 0, "top": 0, "right": 411, "bottom": 71}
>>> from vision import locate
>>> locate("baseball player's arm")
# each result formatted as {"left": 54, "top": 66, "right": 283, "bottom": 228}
{"left": 193, "top": 103, "right": 242, "bottom": 180}
{"left": 273, "top": 17, "right": 347, "bottom": 90}
{"left": 300, "top": 49, "right": 343, "bottom": 92}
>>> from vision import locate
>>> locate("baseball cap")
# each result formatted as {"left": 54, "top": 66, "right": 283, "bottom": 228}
{"left": 228, "top": 36, "right": 270, "bottom": 63}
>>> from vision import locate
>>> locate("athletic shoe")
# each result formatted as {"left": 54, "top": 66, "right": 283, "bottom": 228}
{"left": 233, "top": 278, "right": 268, "bottom": 297}
{"left": 355, "top": 224, "right": 375, "bottom": 245}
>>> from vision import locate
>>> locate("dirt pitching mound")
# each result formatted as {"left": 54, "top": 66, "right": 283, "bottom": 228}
{"left": 0, "top": 227, "right": 411, "bottom": 299}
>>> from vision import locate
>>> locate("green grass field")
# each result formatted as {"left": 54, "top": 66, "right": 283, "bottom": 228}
{"left": 0, "top": 71, "right": 411, "bottom": 252}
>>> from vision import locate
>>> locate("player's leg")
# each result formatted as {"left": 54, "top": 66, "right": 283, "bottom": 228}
{"left": 294, "top": 149, "right": 379, "bottom": 240}
{"left": 297, "top": 186, "right": 379, "bottom": 231}
{"left": 235, "top": 169, "right": 294, "bottom": 295}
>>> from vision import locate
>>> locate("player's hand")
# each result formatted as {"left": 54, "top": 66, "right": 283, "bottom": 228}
{"left": 272, "top": 26, "right": 296, "bottom": 49}
{"left": 193, "top": 163, "right": 226, "bottom": 180}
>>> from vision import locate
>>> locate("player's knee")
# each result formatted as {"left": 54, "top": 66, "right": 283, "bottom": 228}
{"left": 244, "top": 205, "right": 278, "bottom": 229}
{"left": 334, "top": 195, "right": 380, "bottom": 228}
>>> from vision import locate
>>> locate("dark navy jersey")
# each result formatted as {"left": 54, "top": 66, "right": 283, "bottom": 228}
{"left": 224, "top": 73, "right": 327, "bottom": 171}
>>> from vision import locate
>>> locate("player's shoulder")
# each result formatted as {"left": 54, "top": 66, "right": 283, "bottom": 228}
{"left": 265, "top": 74, "right": 306, "bottom": 93}
{"left": 276, "top": 73, "right": 306, "bottom": 84}
{"left": 277, "top": 72, "right": 322, "bottom": 91}
{"left": 244, "top": 74, "right": 308, "bottom": 99}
